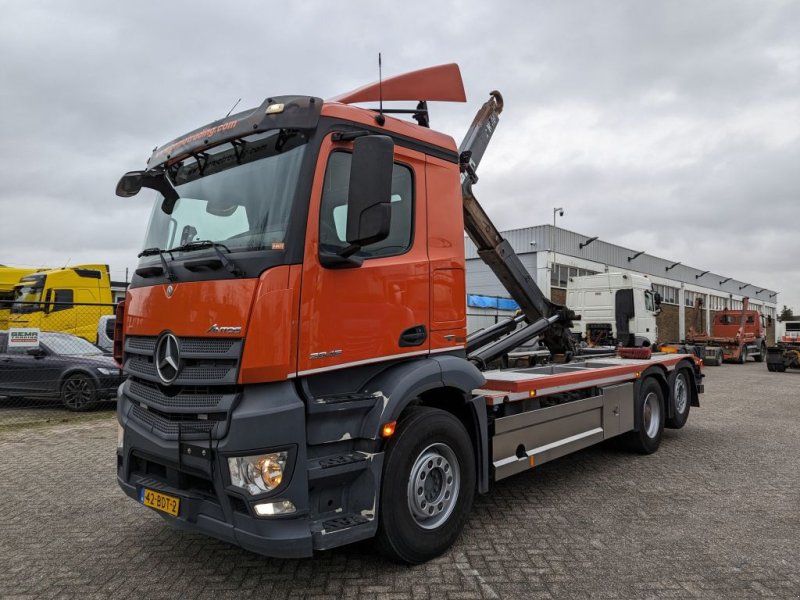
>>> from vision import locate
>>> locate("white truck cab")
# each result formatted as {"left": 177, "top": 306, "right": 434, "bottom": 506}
{"left": 566, "top": 272, "right": 660, "bottom": 347}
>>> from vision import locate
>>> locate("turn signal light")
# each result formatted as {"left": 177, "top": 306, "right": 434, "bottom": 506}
{"left": 381, "top": 421, "right": 397, "bottom": 438}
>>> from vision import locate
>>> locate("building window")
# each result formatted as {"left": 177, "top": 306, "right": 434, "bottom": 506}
{"left": 653, "top": 284, "right": 679, "bottom": 305}
{"left": 550, "top": 263, "right": 599, "bottom": 289}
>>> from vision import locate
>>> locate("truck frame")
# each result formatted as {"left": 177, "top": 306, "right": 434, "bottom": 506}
{"left": 114, "top": 64, "right": 702, "bottom": 564}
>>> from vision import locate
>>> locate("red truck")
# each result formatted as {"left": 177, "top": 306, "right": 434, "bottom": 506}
{"left": 686, "top": 297, "right": 767, "bottom": 365}
{"left": 114, "top": 64, "right": 703, "bottom": 563}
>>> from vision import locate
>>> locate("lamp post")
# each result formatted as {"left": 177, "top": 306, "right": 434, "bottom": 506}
{"left": 553, "top": 207, "right": 564, "bottom": 228}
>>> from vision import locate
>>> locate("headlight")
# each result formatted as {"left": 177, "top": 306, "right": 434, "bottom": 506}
{"left": 228, "top": 452, "right": 288, "bottom": 495}
{"left": 97, "top": 367, "right": 117, "bottom": 375}
{"left": 117, "top": 423, "right": 125, "bottom": 449}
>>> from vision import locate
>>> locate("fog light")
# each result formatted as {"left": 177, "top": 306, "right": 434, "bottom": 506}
{"left": 117, "top": 423, "right": 124, "bottom": 450}
{"left": 254, "top": 499, "right": 296, "bottom": 516}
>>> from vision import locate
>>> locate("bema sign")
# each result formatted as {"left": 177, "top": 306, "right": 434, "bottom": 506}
{"left": 9, "top": 328, "right": 40, "bottom": 348}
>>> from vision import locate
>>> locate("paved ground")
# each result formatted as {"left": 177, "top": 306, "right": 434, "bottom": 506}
{"left": 0, "top": 397, "right": 115, "bottom": 432}
{"left": 1, "top": 363, "right": 799, "bottom": 599}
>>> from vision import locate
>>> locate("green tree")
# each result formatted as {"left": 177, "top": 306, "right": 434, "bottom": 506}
{"left": 779, "top": 305, "right": 794, "bottom": 321}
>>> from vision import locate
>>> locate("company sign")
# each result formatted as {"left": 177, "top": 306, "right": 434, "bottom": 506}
{"left": 9, "top": 328, "right": 40, "bottom": 349}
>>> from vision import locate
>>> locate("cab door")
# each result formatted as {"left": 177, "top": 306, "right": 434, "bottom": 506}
{"left": 297, "top": 136, "right": 429, "bottom": 376}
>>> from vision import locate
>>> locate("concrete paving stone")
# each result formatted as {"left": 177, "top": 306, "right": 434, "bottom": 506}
{"left": 1, "top": 364, "right": 800, "bottom": 599}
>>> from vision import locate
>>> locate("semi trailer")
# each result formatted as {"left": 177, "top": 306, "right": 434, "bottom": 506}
{"left": 114, "top": 63, "right": 703, "bottom": 564}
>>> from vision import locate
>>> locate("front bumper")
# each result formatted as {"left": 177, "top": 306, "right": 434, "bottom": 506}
{"left": 116, "top": 380, "right": 314, "bottom": 558}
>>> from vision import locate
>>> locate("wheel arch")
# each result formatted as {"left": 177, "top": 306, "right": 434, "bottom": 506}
{"left": 370, "top": 355, "right": 489, "bottom": 494}
{"left": 58, "top": 367, "right": 101, "bottom": 391}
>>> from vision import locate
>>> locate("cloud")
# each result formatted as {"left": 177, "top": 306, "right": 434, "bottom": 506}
{"left": 0, "top": 0, "right": 798, "bottom": 308}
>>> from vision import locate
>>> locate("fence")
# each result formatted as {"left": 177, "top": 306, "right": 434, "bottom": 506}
{"left": 0, "top": 301, "right": 121, "bottom": 430}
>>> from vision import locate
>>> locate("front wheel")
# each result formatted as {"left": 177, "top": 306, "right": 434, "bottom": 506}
{"left": 375, "top": 406, "right": 475, "bottom": 564}
{"left": 623, "top": 378, "right": 665, "bottom": 454}
{"left": 61, "top": 373, "right": 98, "bottom": 412}
{"left": 738, "top": 346, "right": 748, "bottom": 364}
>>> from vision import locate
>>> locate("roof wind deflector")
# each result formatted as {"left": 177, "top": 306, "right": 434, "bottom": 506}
{"left": 330, "top": 63, "right": 467, "bottom": 105}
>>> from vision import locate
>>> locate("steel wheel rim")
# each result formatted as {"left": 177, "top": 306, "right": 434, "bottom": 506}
{"left": 407, "top": 443, "right": 460, "bottom": 530}
{"left": 64, "top": 378, "right": 91, "bottom": 409}
{"left": 674, "top": 373, "right": 688, "bottom": 415}
{"left": 643, "top": 391, "right": 661, "bottom": 438}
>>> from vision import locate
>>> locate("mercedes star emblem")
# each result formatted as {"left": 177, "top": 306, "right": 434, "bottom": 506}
{"left": 155, "top": 333, "right": 180, "bottom": 384}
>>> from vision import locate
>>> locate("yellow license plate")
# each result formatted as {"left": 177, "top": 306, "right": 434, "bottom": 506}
{"left": 140, "top": 487, "right": 180, "bottom": 517}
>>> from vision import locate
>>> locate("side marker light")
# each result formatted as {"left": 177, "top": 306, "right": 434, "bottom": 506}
{"left": 381, "top": 421, "right": 397, "bottom": 438}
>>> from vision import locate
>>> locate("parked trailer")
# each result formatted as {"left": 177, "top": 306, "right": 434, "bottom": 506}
{"left": 766, "top": 320, "right": 800, "bottom": 372}
{"left": 114, "top": 64, "right": 703, "bottom": 564}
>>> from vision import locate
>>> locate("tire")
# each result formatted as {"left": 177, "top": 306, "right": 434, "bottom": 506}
{"left": 754, "top": 343, "right": 766, "bottom": 363}
{"left": 738, "top": 346, "right": 747, "bottom": 364}
{"left": 767, "top": 363, "right": 775, "bottom": 372}
{"left": 775, "top": 364, "right": 787, "bottom": 373}
{"left": 61, "top": 373, "right": 98, "bottom": 412}
{"left": 624, "top": 378, "right": 665, "bottom": 454}
{"left": 666, "top": 368, "right": 691, "bottom": 429}
{"left": 375, "top": 406, "right": 475, "bottom": 564}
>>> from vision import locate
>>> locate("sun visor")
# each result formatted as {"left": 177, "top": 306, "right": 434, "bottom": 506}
{"left": 330, "top": 63, "right": 466, "bottom": 105}
{"left": 146, "top": 95, "right": 323, "bottom": 169}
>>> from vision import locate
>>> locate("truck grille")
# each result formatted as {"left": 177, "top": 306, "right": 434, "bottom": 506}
{"left": 123, "top": 334, "right": 243, "bottom": 439}
{"left": 128, "top": 379, "right": 226, "bottom": 410}
{"left": 131, "top": 404, "right": 218, "bottom": 438}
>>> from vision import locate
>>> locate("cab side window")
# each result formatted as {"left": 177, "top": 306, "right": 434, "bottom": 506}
{"left": 52, "top": 289, "right": 74, "bottom": 312}
{"left": 319, "top": 151, "right": 413, "bottom": 259}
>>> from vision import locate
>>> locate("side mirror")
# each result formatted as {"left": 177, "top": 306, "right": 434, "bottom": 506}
{"left": 27, "top": 347, "right": 46, "bottom": 358}
{"left": 654, "top": 292, "right": 662, "bottom": 306}
{"left": 116, "top": 171, "right": 144, "bottom": 197}
{"left": 116, "top": 170, "right": 180, "bottom": 214}
{"left": 345, "top": 135, "right": 394, "bottom": 250}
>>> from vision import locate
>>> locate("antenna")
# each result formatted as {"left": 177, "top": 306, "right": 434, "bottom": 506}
{"left": 225, "top": 98, "right": 242, "bottom": 118}
{"left": 376, "top": 53, "right": 385, "bottom": 126}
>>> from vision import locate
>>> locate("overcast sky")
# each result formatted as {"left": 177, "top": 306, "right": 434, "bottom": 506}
{"left": 1, "top": 0, "right": 798, "bottom": 311}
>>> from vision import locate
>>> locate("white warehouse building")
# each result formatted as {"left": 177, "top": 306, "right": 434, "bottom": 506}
{"left": 465, "top": 225, "right": 779, "bottom": 343}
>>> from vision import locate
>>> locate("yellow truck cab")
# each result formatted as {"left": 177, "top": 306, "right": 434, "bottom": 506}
{"left": 0, "top": 266, "right": 45, "bottom": 329}
{"left": 8, "top": 264, "right": 114, "bottom": 343}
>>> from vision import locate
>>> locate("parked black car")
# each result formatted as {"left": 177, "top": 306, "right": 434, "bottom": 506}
{"left": 0, "top": 331, "right": 123, "bottom": 411}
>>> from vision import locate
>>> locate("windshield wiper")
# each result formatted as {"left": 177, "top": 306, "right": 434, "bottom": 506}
{"left": 166, "top": 240, "right": 243, "bottom": 277}
{"left": 137, "top": 247, "right": 176, "bottom": 282}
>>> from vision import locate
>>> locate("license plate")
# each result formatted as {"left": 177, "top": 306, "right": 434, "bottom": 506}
{"left": 140, "top": 487, "right": 180, "bottom": 517}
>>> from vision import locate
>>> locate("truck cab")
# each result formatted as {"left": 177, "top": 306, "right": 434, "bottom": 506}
{"left": 566, "top": 272, "right": 659, "bottom": 347}
{"left": 0, "top": 266, "right": 43, "bottom": 329}
{"left": 9, "top": 264, "right": 114, "bottom": 342}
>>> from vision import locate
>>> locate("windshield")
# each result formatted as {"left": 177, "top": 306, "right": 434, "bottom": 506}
{"left": 42, "top": 333, "right": 103, "bottom": 356}
{"left": 141, "top": 129, "right": 307, "bottom": 255}
{"left": 11, "top": 276, "right": 45, "bottom": 314}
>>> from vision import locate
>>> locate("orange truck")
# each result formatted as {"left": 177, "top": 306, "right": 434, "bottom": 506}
{"left": 686, "top": 297, "right": 767, "bottom": 365}
{"left": 114, "top": 64, "right": 703, "bottom": 563}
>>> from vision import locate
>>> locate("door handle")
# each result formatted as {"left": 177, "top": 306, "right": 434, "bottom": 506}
{"left": 399, "top": 325, "right": 427, "bottom": 347}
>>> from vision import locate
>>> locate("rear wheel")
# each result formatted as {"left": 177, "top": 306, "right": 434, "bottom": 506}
{"left": 61, "top": 374, "right": 98, "bottom": 412}
{"left": 375, "top": 406, "right": 475, "bottom": 564}
{"left": 666, "top": 369, "right": 691, "bottom": 429}
{"left": 754, "top": 343, "right": 766, "bottom": 363}
{"left": 624, "top": 378, "right": 664, "bottom": 454}
{"left": 767, "top": 363, "right": 776, "bottom": 372}
{"left": 738, "top": 345, "right": 748, "bottom": 364}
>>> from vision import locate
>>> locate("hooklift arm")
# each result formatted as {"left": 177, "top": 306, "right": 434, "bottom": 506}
{"left": 460, "top": 92, "right": 577, "bottom": 361}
